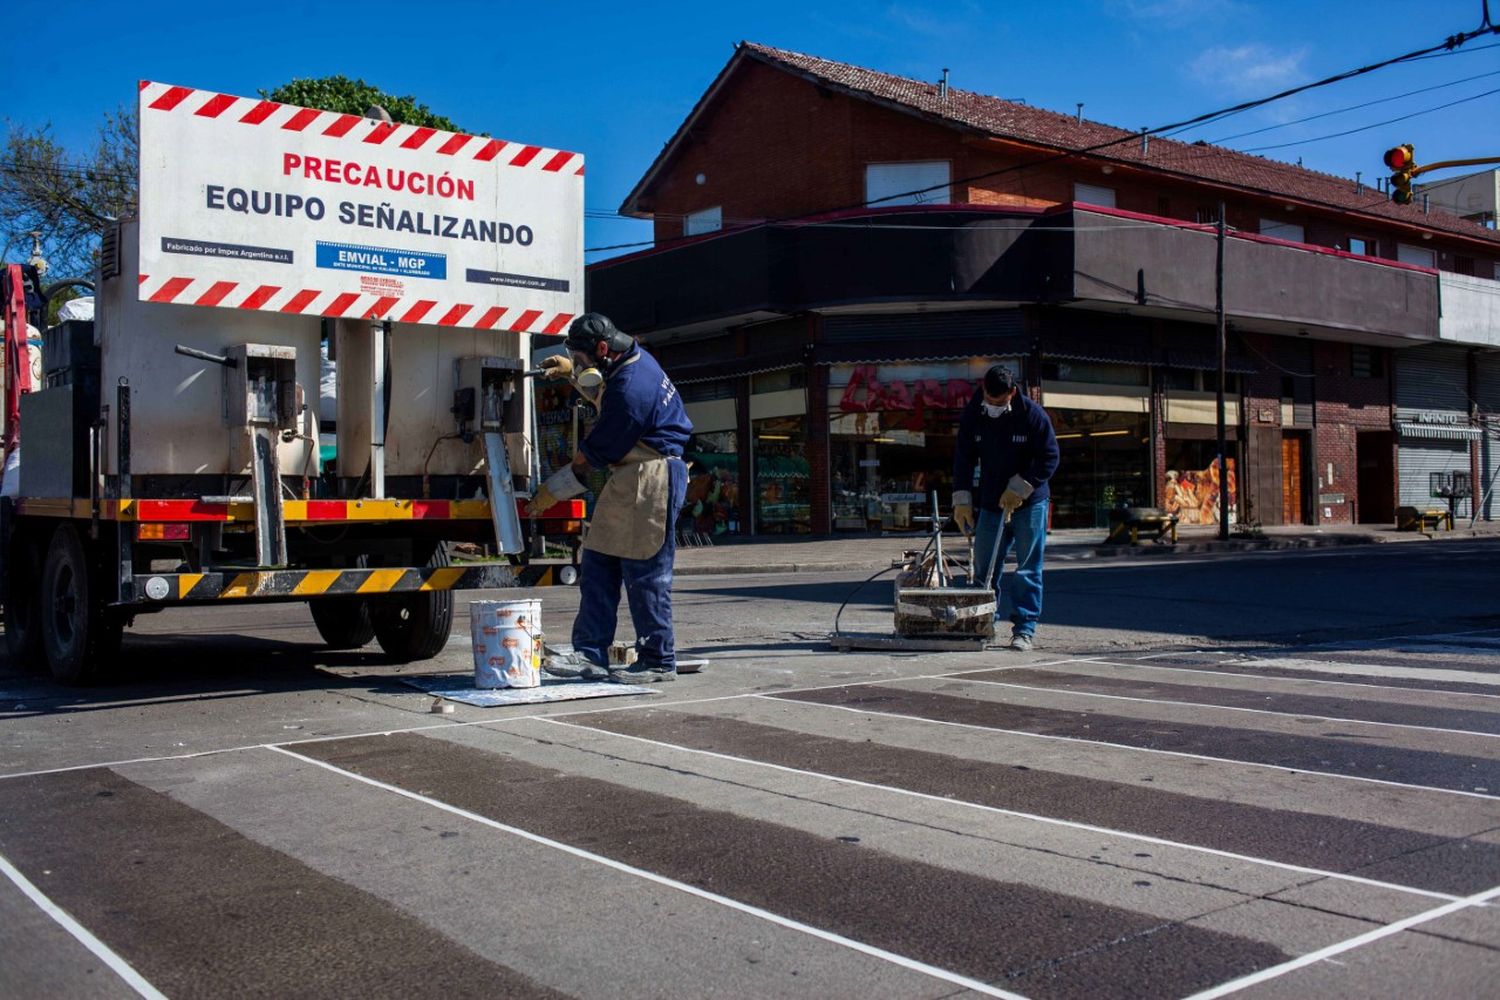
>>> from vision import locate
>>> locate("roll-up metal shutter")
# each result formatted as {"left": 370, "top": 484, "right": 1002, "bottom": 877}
{"left": 1395, "top": 345, "right": 1469, "bottom": 412}
{"left": 1398, "top": 440, "right": 1472, "bottom": 517}
{"left": 1477, "top": 357, "right": 1500, "bottom": 416}
{"left": 1480, "top": 420, "right": 1500, "bottom": 521}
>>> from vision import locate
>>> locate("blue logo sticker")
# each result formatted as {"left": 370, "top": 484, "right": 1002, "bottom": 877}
{"left": 316, "top": 241, "right": 446, "bottom": 279}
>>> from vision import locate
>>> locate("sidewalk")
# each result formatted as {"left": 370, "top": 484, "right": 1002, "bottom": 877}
{"left": 671, "top": 519, "right": 1500, "bottom": 576}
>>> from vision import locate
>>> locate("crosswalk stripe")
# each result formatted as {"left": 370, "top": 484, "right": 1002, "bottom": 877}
{"left": 1242, "top": 658, "right": 1500, "bottom": 687}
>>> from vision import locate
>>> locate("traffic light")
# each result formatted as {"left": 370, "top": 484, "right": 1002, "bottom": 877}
{"left": 1384, "top": 144, "right": 1416, "bottom": 204}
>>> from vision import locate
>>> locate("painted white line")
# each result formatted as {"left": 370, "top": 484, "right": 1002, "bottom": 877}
{"left": 1235, "top": 658, "right": 1500, "bottom": 688}
{"left": 0, "top": 658, "right": 1098, "bottom": 784}
{"left": 1084, "top": 659, "right": 1500, "bottom": 702}
{"left": 0, "top": 850, "right": 166, "bottom": 1000}
{"left": 266, "top": 745, "right": 1029, "bottom": 1000}
{"left": 522, "top": 717, "right": 1459, "bottom": 902}
{"left": 763, "top": 696, "right": 1500, "bottom": 801}
{"left": 1182, "top": 882, "right": 1500, "bottom": 999}
{"left": 938, "top": 677, "right": 1500, "bottom": 741}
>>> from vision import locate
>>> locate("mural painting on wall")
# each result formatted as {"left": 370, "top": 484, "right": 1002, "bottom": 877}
{"left": 1164, "top": 460, "right": 1237, "bottom": 526}
{"left": 837, "top": 365, "right": 977, "bottom": 433}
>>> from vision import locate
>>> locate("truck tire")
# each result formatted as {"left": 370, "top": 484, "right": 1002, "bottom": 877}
{"left": 40, "top": 523, "right": 122, "bottom": 685}
{"left": 4, "top": 529, "right": 46, "bottom": 671}
{"left": 371, "top": 544, "right": 454, "bottom": 662}
{"left": 309, "top": 598, "right": 375, "bottom": 649}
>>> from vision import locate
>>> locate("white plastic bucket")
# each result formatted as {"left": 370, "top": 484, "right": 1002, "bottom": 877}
{"left": 470, "top": 599, "right": 542, "bottom": 688}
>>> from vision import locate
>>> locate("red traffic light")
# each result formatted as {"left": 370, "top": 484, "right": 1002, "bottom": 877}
{"left": 1383, "top": 144, "right": 1415, "bottom": 171}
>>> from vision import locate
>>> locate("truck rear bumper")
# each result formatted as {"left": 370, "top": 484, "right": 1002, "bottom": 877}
{"left": 130, "top": 562, "right": 564, "bottom": 606}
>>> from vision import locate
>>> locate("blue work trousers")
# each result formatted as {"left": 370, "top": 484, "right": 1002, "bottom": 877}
{"left": 573, "top": 460, "right": 687, "bottom": 668}
{"left": 972, "top": 499, "right": 1048, "bottom": 638}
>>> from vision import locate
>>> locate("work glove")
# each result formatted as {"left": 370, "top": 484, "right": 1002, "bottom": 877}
{"left": 952, "top": 490, "right": 975, "bottom": 534}
{"left": 526, "top": 463, "right": 587, "bottom": 517}
{"left": 999, "top": 474, "right": 1035, "bottom": 518}
{"left": 538, "top": 354, "right": 574, "bottom": 380}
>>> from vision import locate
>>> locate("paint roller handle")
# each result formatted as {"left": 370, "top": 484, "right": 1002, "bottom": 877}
{"left": 174, "top": 344, "right": 237, "bottom": 369}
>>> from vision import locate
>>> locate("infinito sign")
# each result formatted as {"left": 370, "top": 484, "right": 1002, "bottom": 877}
{"left": 136, "top": 81, "right": 583, "bottom": 334}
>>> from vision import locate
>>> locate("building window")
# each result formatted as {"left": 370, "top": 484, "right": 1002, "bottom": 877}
{"left": 1042, "top": 360, "right": 1148, "bottom": 386}
{"left": 1161, "top": 368, "right": 1241, "bottom": 394}
{"left": 1196, "top": 206, "right": 1219, "bottom": 224}
{"left": 751, "top": 369, "right": 806, "bottom": 393}
{"left": 683, "top": 206, "right": 722, "bottom": 236}
{"left": 1397, "top": 243, "right": 1436, "bottom": 268}
{"left": 1259, "top": 218, "right": 1304, "bottom": 243}
{"left": 864, "top": 161, "right": 951, "bottom": 207}
{"left": 1073, "top": 182, "right": 1116, "bottom": 208}
{"left": 1347, "top": 237, "right": 1372, "bottom": 256}
{"left": 752, "top": 415, "right": 811, "bottom": 534}
{"left": 1351, "top": 345, "right": 1385, "bottom": 379}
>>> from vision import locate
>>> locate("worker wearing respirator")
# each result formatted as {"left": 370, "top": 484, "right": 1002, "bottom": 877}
{"left": 527, "top": 313, "right": 693, "bottom": 682}
{"left": 951, "top": 364, "right": 1059, "bottom": 652}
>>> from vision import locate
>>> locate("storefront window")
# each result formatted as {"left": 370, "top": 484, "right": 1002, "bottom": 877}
{"left": 827, "top": 360, "right": 1002, "bottom": 532}
{"left": 1049, "top": 411, "right": 1152, "bottom": 528}
{"left": 753, "top": 415, "right": 811, "bottom": 533}
{"left": 681, "top": 380, "right": 741, "bottom": 536}
{"left": 1164, "top": 440, "right": 1239, "bottom": 526}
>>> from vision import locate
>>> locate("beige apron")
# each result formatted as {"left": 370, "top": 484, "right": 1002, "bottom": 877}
{"left": 583, "top": 444, "right": 673, "bottom": 560}
{"left": 579, "top": 353, "right": 673, "bottom": 560}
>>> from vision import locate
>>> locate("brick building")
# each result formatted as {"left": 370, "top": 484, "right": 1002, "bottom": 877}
{"left": 585, "top": 42, "right": 1500, "bottom": 535}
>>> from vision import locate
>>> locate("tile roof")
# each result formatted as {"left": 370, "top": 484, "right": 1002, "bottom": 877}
{"left": 691, "top": 42, "right": 1497, "bottom": 248}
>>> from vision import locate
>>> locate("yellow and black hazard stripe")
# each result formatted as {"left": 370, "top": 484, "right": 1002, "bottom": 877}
{"left": 134, "top": 564, "right": 563, "bottom": 604}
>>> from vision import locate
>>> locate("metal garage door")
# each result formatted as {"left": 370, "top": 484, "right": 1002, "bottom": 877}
{"left": 1398, "top": 440, "right": 1472, "bottom": 518}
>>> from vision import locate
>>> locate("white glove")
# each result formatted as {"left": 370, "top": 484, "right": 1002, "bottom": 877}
{"left": 538, "top": 354, "right": 574, "bottom": 380}
{"left": 999, "top": 474, "right": 1035, "bottom": 516}
{"left": 526, "top": 463, "right": 587, "bottom": 516}
{"left": 952, "top": 490, "right": 975, "bottom": 534}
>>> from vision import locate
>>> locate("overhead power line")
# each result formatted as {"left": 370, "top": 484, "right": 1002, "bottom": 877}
{"left": 1239, "top": 86, "right": 1500, "bottom": 153}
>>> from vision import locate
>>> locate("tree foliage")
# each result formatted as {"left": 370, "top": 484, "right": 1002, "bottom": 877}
{"left": 263, "top": 76, "right": 467, "bottom": 133}
{"left": 1, "top": 107, "right": 137, "bottom": 280}
{"left": 1, "top": 77, "right": 464, "bottom": 282}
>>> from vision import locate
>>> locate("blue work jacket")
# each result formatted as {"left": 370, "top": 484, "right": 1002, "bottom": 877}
{"left": 579, "top": 344, "right": 693, "bottom": 467}
{"left": 952, "top": 390, "right": 1060, "bottom": 511}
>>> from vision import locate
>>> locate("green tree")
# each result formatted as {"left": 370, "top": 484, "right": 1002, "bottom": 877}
{"left": 1, "top": 78, "right": 465, "bottom": 281}
{"left": 262, "top": 76, "right": 467, "bottom": 133}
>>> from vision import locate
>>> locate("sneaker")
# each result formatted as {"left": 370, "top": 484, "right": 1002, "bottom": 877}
{"left": 608, "top": 663, "right": 678, "bottom": 684}
{"left": 542, "top": 650, "right": 610, "bottom": 681}
{"left": 1008, "top": 632, "right": 1034, "bottom": 652}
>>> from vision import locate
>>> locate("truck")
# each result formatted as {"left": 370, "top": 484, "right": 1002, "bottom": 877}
{"left": 0, "top": 82, "right": 587, "bottom": 683}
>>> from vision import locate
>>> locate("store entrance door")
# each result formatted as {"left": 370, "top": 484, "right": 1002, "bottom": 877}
{"left": 1357, "top": 431, "right": 1395, "bottom": 523}
{"left": 1280, "top": 432, "right": 1308, "bottom": 525}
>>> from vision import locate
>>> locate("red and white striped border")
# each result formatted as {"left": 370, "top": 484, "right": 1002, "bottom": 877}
{"left": 139, "top": 81, "right": 585, "bottom": 176}
{"left": 137, "top": 273, "right": 573, "bottom": 334}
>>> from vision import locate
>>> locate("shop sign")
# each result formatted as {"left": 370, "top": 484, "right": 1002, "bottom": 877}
{"left": 1319, "top": 493, "right": 1346, "bottom": 504}
{"left": 1396, "top": 409, "right": 1467, "bottom": 425}
{"left": 837, "top": 364, "right": 977, "bottom": 413}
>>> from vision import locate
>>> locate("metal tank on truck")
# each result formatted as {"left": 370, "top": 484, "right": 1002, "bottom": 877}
{"left": 0, "top": 81, "right": 586, "bottom": 683}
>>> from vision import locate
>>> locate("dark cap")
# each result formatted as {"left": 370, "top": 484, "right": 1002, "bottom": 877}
{"left": 983, "top": 364, "right": 1018, "bottom": 396}
{"left": 564, "top": 312, "right": 624, "bottom": 352}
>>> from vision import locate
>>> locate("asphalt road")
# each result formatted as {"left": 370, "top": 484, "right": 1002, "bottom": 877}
{"left": 2, "top": 541, "right": 1499, "bottom": 998}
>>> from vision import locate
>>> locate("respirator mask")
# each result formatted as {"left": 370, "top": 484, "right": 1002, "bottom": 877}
{"left": 571, "top": 351, "right": 604, "bottom": 391}
{"left": 981, "top": 401, "right": 1011, "bottom": 419}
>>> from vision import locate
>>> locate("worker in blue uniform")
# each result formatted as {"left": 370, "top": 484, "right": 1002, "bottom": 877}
{"left": 952, "top": 364, "right": 1060, "bottom": 651}
{"left": 528, "top": 313, "right": 693, "bottom": 682}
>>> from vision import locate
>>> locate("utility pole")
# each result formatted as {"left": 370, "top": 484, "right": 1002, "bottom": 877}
{"left": 1216, "top": 201, "right": 1230, "bottom": 541}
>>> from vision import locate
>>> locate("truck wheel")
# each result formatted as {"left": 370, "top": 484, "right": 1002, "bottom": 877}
{"left": 309, "top": 598, "right": 375, "bottom": 649}
{"left": 4, "top": 530, "right": 46, "bottom": 671}
{"left": 40, "top": 524, "right": 121, "bottom": 685}
{"left": 371, "top": 544, "right": 454, "bottom": 662}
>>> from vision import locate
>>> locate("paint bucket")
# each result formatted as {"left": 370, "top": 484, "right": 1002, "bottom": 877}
{"left": 470, "top": 599, "right": 542, "bottom": 689}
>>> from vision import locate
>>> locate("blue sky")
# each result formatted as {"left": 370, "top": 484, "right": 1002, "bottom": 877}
{"left": 5, "top": 0, "right": 1497, "bottom": 258}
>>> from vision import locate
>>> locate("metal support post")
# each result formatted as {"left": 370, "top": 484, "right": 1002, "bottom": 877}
{"left": 482, "top": 380, "right": 525, "bottom": 555}
{"left": 1215, "top": 201, "right": 1230, "bottom": 542}
{"left": 371, "top": 319, "right": 387, "bottom": 499}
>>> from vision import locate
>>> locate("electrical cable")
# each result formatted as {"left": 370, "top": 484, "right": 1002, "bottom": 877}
{"left": 1239, "top": 86, "right": 1500, "bottom": 153}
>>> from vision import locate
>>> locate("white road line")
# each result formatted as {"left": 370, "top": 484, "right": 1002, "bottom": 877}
{"left": 0, "top": 851, "right": 166, "bottom": 1000}
{"left": 1233, "top": 658, "right": 1500, "bottom": 688}
{"left": 763, "top": 696, "right": 1500, "bottom": 801}
{"left": 520, "top": 717, "right": 1460, "bottom": 902}
{"left": 1182, "top": 882, "right": 1500, "bottom": 999}
{"left": 0, "top": 658, "right": 1098, "bottom": 784}
{"left": 1083, "top": 659, "right": 1500, "bottom": 702}
{"left": 266, "top": 745, "right": 1030, "bottom": 1000}
{"left": 936, "top": 677, "right": 1500, "bottom": 740}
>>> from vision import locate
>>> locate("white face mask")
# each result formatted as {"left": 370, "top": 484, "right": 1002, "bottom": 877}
{"left": 981, "top": 401, "right": 1011, "bottom": 419}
